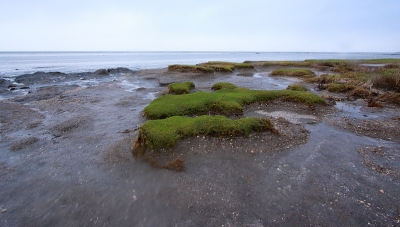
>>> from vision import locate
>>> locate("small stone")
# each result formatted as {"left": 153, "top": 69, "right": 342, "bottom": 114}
{"left": 379, "top": 189, "right": 384, "bottom": 194}
{"left": 360, "top": 200, "right": 365, "bottom": 204}
{"left": 1, "top": 209, "right": 7, "bottom": 213}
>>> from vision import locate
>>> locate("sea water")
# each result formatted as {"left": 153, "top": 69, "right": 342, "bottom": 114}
{"left": 1, "top": 51, "right": 399, "bottom": 79}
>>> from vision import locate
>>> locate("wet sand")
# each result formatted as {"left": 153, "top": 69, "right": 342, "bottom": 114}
{"left": 1, "top": 68, "right": 400, "bottom": 226}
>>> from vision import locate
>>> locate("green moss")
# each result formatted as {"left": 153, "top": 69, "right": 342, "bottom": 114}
{"left": 262, "top": 61, "right": 312, "bottom": 67}
{"left": 287, "top": 84, "right": 308, "bottom": 91}
{"left": 144, "top": 88, "right": 325, "bottom": 119}
{"left": 208, "top": 65, "right": 235, "bottom": 72}
{"left": 305, "top": 59, "right": 351, "bottom": 66}
{"left": 211, "top": 82, "right": 238, "bottom": 90}
{"left": 137, "top": 115, "right": 274, "bottom": 150}
{"left": 359, "top": 59, "right": 400, "bottom": 64}
{"left": 270, "top": 68, "right": 316, "bottom": 78}
{"left": 198, "top": 61, "right": 254, "bottom": 71}
{"left": 168, "top": 64, "right": 214, "bottom": 73}
{"left": 233, "top": 63, "right": 254, "bottom": 69}
{"left": 327, "top": 83, "right": 354, "bottom": 92}
{"left": 203, "top": 61, "right": 236, "bottom": 65}
{"left": 168, "top": 81, "right": 195, "bottom": 94}
{"left": 170, "top": 61, "right": 255, "bottom": 73}
{"left": 341, "top": 72, "right": 370, "bottom": 84}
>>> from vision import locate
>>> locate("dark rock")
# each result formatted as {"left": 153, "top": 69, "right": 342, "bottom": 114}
{"left": 94, "top": 69, "right": 109, "bottom": 75}
{"left": 20, "top": 86, "right": 30, "bottom": 90}
{"left": 15, "top": 71, "right": 67, "bottom": 85}
{"left": 107, "top": 67, "right": 134, "bottom": 74}
{"left": 1, "top": 79, "right": 11, "bottom": 86}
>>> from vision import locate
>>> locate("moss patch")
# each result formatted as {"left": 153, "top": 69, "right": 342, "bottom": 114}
{"left": 262, "top": 61, "right": 312, "bottom": 67}
{"left": 168, "top": 61, "right": 254, "bottom": 74}
{"left": 144, "top": 88, "right": 325, "bottom": 119}
{"left": 270, "top": 68, "right": 316, "bottom": 78}
{"left": 359, "top": 59, "right": 400, "bottom": 64}
{"left": 200, "top": 61, "right": 254, "bottom": 69}
{"left": 327, "top": 83, "right": 354, "bottom": 93}
{"left": 135, "top": 115, "right": 274, "bottom": 151}
{"left": 211, "top": 82, "right": 238, "bottom": 90}
{"left": 168, "top": 65, "right": 214, "bottom": 73}
{"left": 168, "top": 81, "right": 195, "bottom": 94}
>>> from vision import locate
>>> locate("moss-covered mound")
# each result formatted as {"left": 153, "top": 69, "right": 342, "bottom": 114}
{"left": 168, "top": 65, "right": 214, "bottom": 73}
{"left": 270, "top": 68, "right": 316, "bottom": 78}
{"left": 168, "top": 61, "right": 254, "bottom": 74}
{"left": 326, "top": 83, "right": 354, "bottom": 93}
{"left": 135, "top": 115, "right": 274, "bottom": 151}
{"left": 144, "top": 85, "right": 325, "bottom": 119}
{"left": 168, "top": 81, "right": 195, "bottom": 94}
{"left": 262, "top": 61, "right": 312, "bottom": 67}
{"left": 211, "top": 82, "right": 238, "bottom": 90}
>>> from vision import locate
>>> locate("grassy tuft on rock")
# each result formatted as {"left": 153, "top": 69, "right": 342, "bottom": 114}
{"left": 262, "top": 61, "right": 312, "bottom": 67}
{"left": 327, "top": 83, "right": 354, "bottom": 93}
{"left": 270, "top": 68, "right": 316, "bottom": 78}
{"left": 135, "top": 115, "right": 274, "bottom": 150}
{"left": 144, "top": 87, "right": 325, "bottom": 119}
{"left": 211, "top": 82, "right": 238, "bottom": 90}
{"left": 168, "top": 65, "right": 214, "bottom": 73}
{"left": 168, "top": 81, "right": 195, "bottom": 94}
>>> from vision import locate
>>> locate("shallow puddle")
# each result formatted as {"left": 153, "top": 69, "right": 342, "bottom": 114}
{"left": 236, "top": 72, "right": 254, "bottom": 77}
{"left": 335, "top": 101, "right": 362, "bottom": 113}
{"left": 256, "top": 110, "right": 318, "bottom": 124}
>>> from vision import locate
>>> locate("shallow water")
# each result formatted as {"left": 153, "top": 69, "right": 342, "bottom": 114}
{"left": 335, "top": 101, "right": 362, "bottom": 113}
{"left": 1, "top": 63, "right": 400, "bottom": 226}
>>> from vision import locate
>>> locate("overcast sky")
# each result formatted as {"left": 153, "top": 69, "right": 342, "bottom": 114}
{"left": 1, "top": 0, "right": 399, "bottom": 52}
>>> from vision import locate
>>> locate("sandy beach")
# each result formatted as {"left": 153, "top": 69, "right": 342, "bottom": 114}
{"left": 1, "top": 66, "right": 400, "bottom": 226}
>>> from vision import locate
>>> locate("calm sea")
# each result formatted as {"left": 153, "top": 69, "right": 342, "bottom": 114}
{"left": 1, "top": 51, "right": 399, "bottom": 79}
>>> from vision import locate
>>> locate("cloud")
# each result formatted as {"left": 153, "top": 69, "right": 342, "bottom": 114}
{"left": 0, "top": 0, "right": 399, "bottom": 51}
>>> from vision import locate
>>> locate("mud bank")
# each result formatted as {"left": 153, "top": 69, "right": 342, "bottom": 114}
{"left": 1, "top": 67, "right": 400, "bottom": 226}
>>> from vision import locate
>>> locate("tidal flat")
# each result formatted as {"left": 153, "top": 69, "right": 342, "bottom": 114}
{"left": 1, "top": 60, "right": 400, "bottom": 226}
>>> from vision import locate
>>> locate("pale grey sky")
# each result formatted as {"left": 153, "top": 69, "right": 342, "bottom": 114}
{"left": 1, "top": 0, "right": 399, "bottom": 52}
